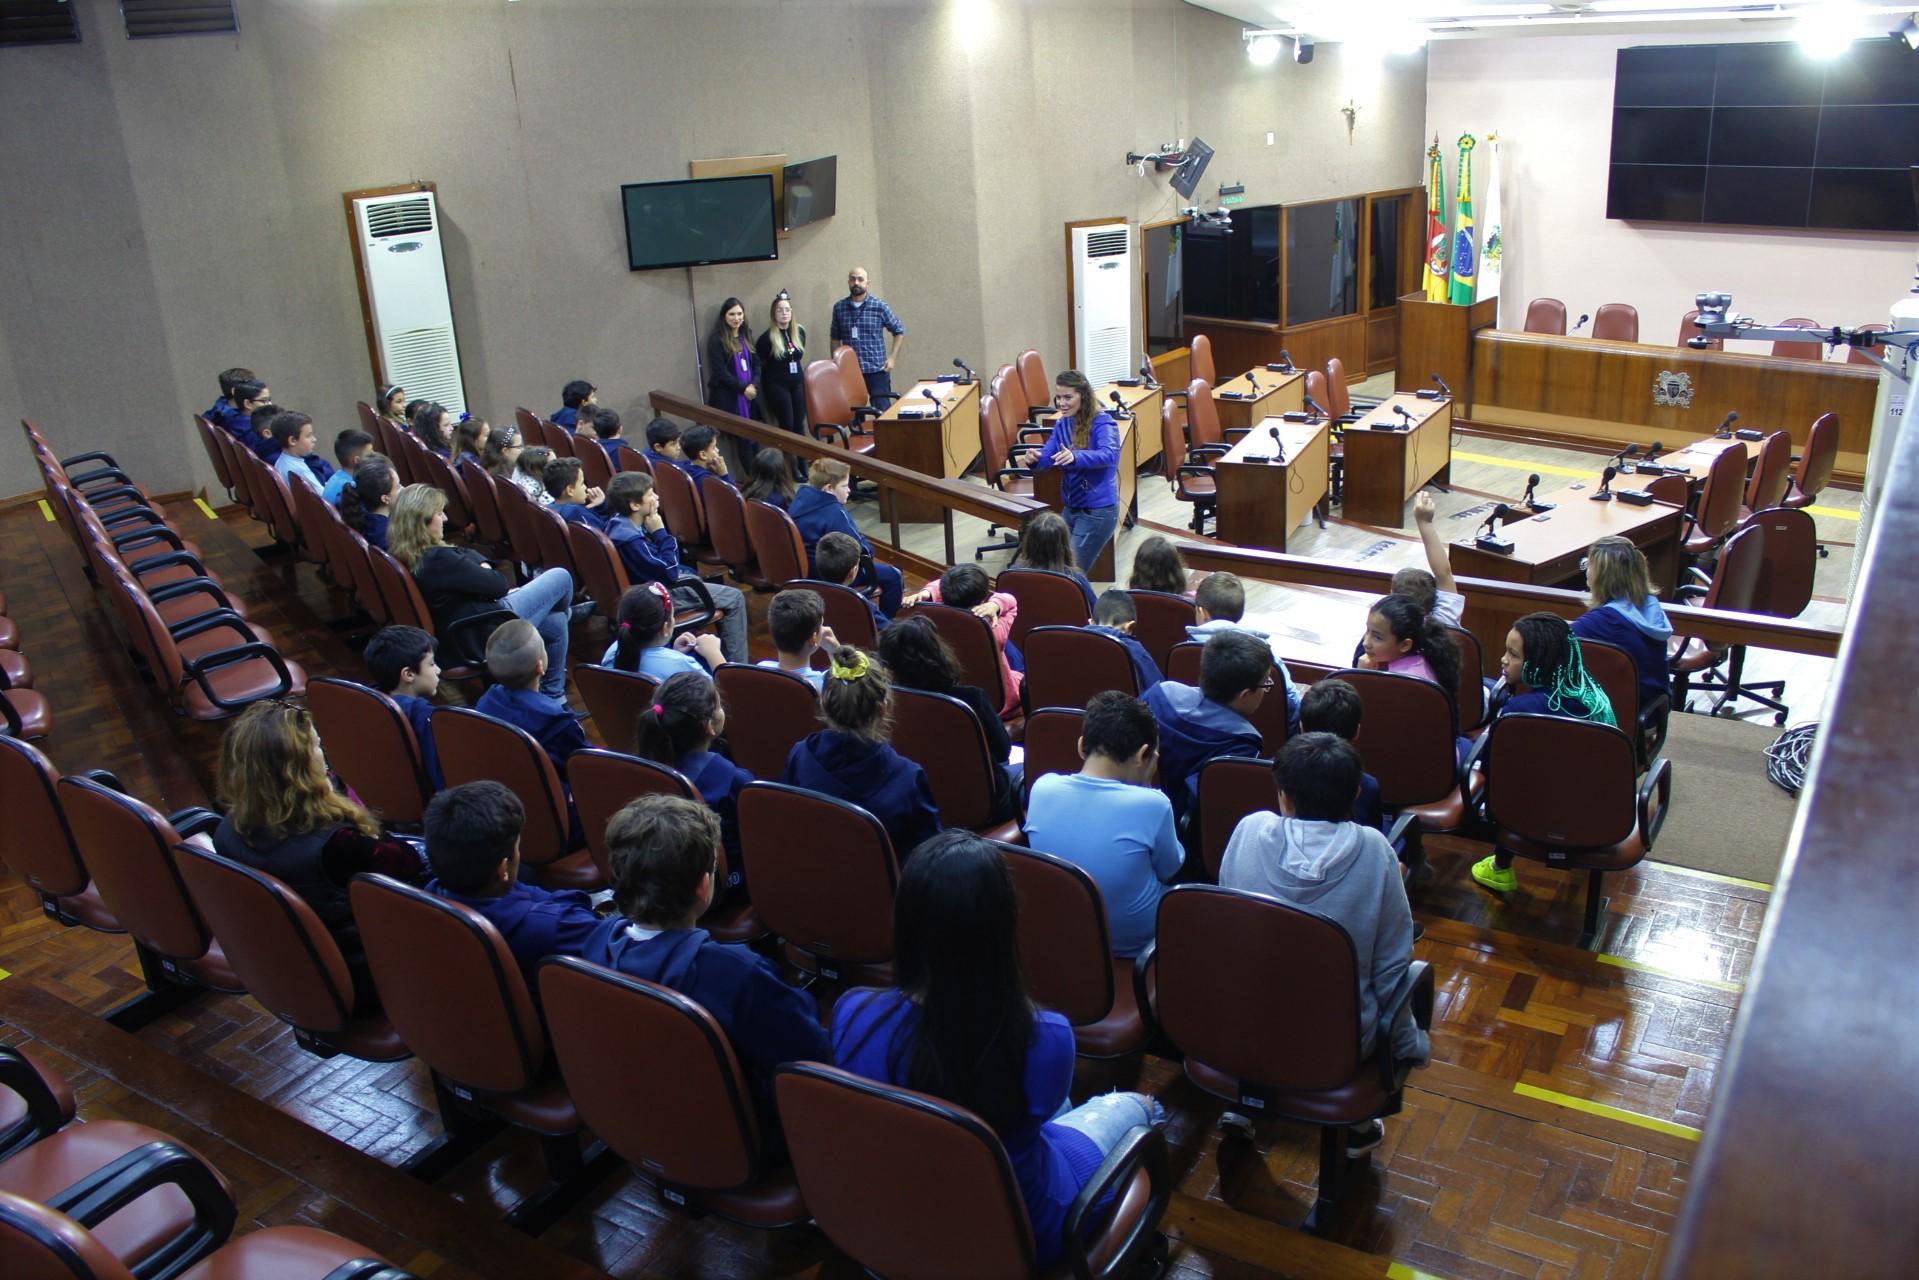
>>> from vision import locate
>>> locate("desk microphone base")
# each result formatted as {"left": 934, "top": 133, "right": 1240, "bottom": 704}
{"left": 1589, "top": 491, "right": 1614, "bottom": 502}
{"left": 1474, "top": 533, "right": 1515, "bottom": 554}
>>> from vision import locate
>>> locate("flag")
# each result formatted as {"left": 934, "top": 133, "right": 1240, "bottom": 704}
{"left": 1477, "top": 132, "right": 1503, "bottom": 316}
{"left": 1422, "top": 135, "right": 1449, "bottom": 302}
{"left": 1449, "top": 133, "right": 1477, "bottom": 305}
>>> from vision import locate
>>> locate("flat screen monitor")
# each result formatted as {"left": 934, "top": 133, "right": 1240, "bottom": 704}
{"left": 620, "top": 175, "right": 779, "bottom": 272}
{"left": 783, "top": 154, "right": 838, "bottom": 230}
{"left": 1171, "top": 138, "right": 1214, "bottom": 200}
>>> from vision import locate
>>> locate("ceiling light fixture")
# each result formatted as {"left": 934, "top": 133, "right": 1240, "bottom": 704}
{"left": 1248, "top": 33, "right": 1283, "bottom": 65}
{"left": 1798, "top": 0, "right": 1868, "bottom": 58}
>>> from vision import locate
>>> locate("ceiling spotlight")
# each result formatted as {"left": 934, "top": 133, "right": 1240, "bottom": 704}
{"left": 1896, "top": 15, "right": 1919, "bottom": 49}
{"left": 1798, "top": 0, "right": 1866, "bottom": 60}
{"left": 1248, "top": 33, "right": 1282, "bottom": 66}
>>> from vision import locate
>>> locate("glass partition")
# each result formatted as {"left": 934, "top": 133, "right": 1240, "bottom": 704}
{"left": 1284, "top": 197, "right": 1360, "bottom": 327}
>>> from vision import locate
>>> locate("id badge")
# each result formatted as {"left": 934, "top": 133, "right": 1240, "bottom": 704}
{"left": 788, "top": 361, "right": 799, "bottom": 375}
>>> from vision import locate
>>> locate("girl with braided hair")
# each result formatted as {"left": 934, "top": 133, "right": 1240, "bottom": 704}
{"left": 1472, "top": 612, "right": 1617, "bottom": 894}
{"left": 781, "top": 645, "right": 942, "bottom": 858}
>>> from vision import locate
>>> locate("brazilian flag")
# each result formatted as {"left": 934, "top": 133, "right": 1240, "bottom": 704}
{"left": 1449, "top": 135, "right": 1477, "bottom": 305}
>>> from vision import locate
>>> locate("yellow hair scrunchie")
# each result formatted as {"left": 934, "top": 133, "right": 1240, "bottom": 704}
{"left": 829, "top": 652, "right": 871, "bottom": 681}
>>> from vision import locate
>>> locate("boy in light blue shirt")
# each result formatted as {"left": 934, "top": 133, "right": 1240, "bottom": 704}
{"left": 756, "top": 589, "right": 832, "bottom": 691}
{"left": 323, "top": 429, "right": 374, "bottom": 505}
{"left": 1023, "top": 691, "right": 1182, "bottom": 958}
{"left": 269, "top": 411, "right": 330, "bottom": 496}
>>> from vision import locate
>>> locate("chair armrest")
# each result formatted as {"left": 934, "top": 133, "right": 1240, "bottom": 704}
{"left": 185, "top": 643, "right": 297, "bottom": 710}
{"left": 166, "top": 807, "right": 224, "bottom": 839}
{"left": 1063, "top": 1122, "right": 1170, "bottom": 1280}
{"left": 78, "top": 484, "right": 150, "bottom": 508}
{"left": 67, "top": 465, "right": 134, "bottom": 488}
{"left": 168, "top": 611, "right": 255, "bottom": 646}
{"left": 147, "top": 576, "right": 237, "bottom": 612}
{"left": 46, "top": 1140, "right": 235, "bottom": 1274}
{"left": 991, "top": 466, "right": 1034, "bottom": 490}
{"left": 0, "top": 1047, "right": 74, "bottom": 1160}
{"left": 1372, "top": 959, "right": 1434, "bottom": 1092}
{"left": 1385, "top": 810, "right": 1418, "bottom": 851}
{"left": 1638, "top": 755, "right": 1673, "bottom": 849}
{"left": 72, "top": 769, "right": 126, "bottom": 792}
{"left": 1017, "top": 425, "right": 1053, "bottom": 444}
{"left": 1675, "top": 584, "right": 1708, "bottom": 603}
{"left": 811, "top": 422, "right": 852, "bottom": 447}
{"left": 442, "top": 607, "right": 518, "bottom": 662}
{"left": 851, "top": 404, "right": 881, "bottom": 423}
{"left": 96, "top": 501, "right": 167, "bottom": 528}
{"left": 1458, "top": 726, "right": 1493, "bottom": 793}
{"left": 1222, "top": 426, "right": 1252, "bottom": 442}
{"left": 1161, "top": 390, "right": 1189, "bottom": 406}
{"left": 59, "top": 449, "right": 122, "bottom": 471}
{"left": 1185, "top": 445, "right": 1229, "bottom": 462}
{"left": 126, "top": 549, "right": 210, "bottom": 578}
{"left": 1130, "top": 939, "right": 1158, "bottom": 1033}
{"left": 668, "top": 575, "right": 720, "bottom": 638}
{"left": 111, "top": 524, "right": 185, "bottom": 556}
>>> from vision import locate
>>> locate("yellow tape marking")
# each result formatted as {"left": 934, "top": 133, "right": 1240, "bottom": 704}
{"left": 1596, "top": 953, "right": 1744, "bottom": 994}
{"left": 1513, "top": 1082, "right": 1701, "bottom": 1141}
{"left": 1646, "top": 860, "right": 1773, "bottom": 892}
{"left": 1453, "top": 450, "right": 1595, "bottom": 479}
{"left": 194, "top": 498, "right": 219, "bottom": 520}
{"left": 1805, "top": 503, "right": 1858, "bottom": 521}
{"left": 38, "top": 500, "right": 55, "bottom": 522}
{"left": 1387, "top": 1265, "right": 1448, "bottom": 1280}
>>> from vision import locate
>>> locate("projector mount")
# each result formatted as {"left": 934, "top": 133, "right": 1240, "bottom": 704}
{"left": 1688, "top": 290, "right": 1919, "bottom": 373}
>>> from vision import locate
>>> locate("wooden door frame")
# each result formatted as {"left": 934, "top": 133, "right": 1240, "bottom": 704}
{"left": 342, "top": 181, "right": 436, "bottom": 392}
{"left": 1063, "top": 215, "right": 1126, "bottom": 369}
{"left": 1139, "top": 214, "right": 1191, "bottom": 358}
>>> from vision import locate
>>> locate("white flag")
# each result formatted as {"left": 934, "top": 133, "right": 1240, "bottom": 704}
{"left": 1477, "top": 133, "right": 1503, "bottom": 318}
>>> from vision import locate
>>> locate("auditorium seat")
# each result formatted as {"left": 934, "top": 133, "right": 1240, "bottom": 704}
{"left": 1021, "top": 625, "right": 1139, "bottom": 710}
{"left": 1, "top": 687, "right": 52, "bottom": 741}
{"left": 1139, "top": 884, "right": 1429, "bottom": 1235}
{"left": 899, "top": 602, "right": 1009, "bottom": 726}
{"left": 791, "top": 578, "right": 881, "bottom": 652}
{"left": 1579, "top": 636, "right": 1668, "bottom": 767}
{"left": 490, "top": 472, "right": 547, "bottom": 574}
{"left": 306, "top": 678, "right": 434, "bottom": 828}
{"left": 889, "top": 687, "right": 1020, "bottom": 842}
{"left": 650, "top": 453, "right": 724, "bottom": 571}
{"left": 193, "top": 415, "right": 240, "bottom": 504}
{"left": 1125, "top": 589, "right": 1196, "bottom": 672}
{"left": 574, "top": 433, "right": 613, "bottom": 493}
{"left": 573, "top": 665, "right": 660, "bottom": 760}
{"left": 537, "top": 957, "right": 807, "bottom": 1229}
{"left": 1683, "top": 443, "right": 1749, "bottom": 562}
{"left": 1194, "top": 755, "right": 1277, "bottom": 879}
{"left": 0, "top": 1045, "right": 76, "bottom": 1160}
{"left": 566, "top": 749, "right": 698, "bottom": 881}
{"left": 737, "top": 782, "right": 898, "bottom": 985}
{"left": 775, "top": 1060, "right": 1170, "bottom": 1278}
{"left": 1591, "top": 302, "right": 1639, "bottom": 342}
{"left": 432, "top": 708, "right": 600, "bottom": 890}
{"left": 415, "top": 449, "right": 474, "bottom": 541}
{"left": 1341, "top": 669, "right": 1470, "bottom": 837}
{"left": 1770, "top": 317, "right": 1823, "bottom": 360}
{"left": 0, "top": 738, "right": 120, "bottom": 934}
{"left": 365, "top": 547, "right": 504, "bottom": 682}
{"left": 997, "top": 568, "right": 1093, "bottom": 649}
{"left": 1018, "top": 706, "right": 1083, "bottom": 806}
{"left": 530, "top": 504, "right": 579, "bottom": 586}
{"left": 700, "top": 473, "right": 771, "bottom": 588}
{"left": 564, "top": 518, "right": 633, "bottom": 623}
{"left": 1738, "top": 430, "right": 1794, "bottom": 523}
{"left": 711, "top": 664, "right": 819, "bottom": 780}
{"left": 1522, "top": 297, "right": 1567, "bottom": 335}
{"left": 1682, "top": 507, "right": 1815, "bottom": 724}
{"left": 1166, "top": 642, "right": 1289, "bottom": 756}
{"left": 997, "top": 843, "right": 1149, "bottom": 1059}
{"left": 742, "top": 498, "right": 810, "bottom": 586}
{"left": 1442, "top": 624, "right": 1488, "bottom": 733}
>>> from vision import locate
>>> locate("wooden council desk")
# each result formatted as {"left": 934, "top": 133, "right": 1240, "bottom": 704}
{"left": 1033, "top": 412, "right": 1137, "bottom": 582}
{"left": 1242, "top": 586, "right": 1374, "bottom": 676}
{"left": 1617, "top": 435, "right": 1748, "bottom": 498}
{"left": 1212, "top": 368, "right": 1305, "bottom": 432}
{"left": 1214, "top": 417, "right": 1331, "bottom": 554}
{"left": 1341, "top": 393, "right": 1454, "bottom": 527}
{"left": 1447, "top": 481, "right": 1683, "bottom": 675}
{"left": 1469, "top": 329, "right": 1878, "bottom": 484}
{"left": 875, "top": 377, "right": 979, "bottom": 523}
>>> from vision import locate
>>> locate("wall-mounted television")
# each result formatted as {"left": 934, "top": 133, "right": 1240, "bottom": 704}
{"left": 784, "top": 154, "right": 838, "bottom": 230}
{"left": 620, "top": 175, "right": 779, "bottom": 272}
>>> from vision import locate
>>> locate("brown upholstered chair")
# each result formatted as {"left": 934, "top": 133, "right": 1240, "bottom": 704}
{"left": 513, "top": 407, "right": 544, "bottom": 445}
{"left": 998, "top": 569, "right": 1093, "bottom": 649}
{"left": 1340, "top": 669, "right": 1470, "bottom": 835}
{"left": 775, "top": 1061, "right": 1170, "bottom": 1279}
{"left": 1683, "top": 441, "right": 1750, "bottom": 562}
{"left": 306, "top": 678, "right": 433, "bottom": 827}
{"left": 997, "top": 843, "right": 1149, "bottom": 1058}
{"left": 195, "top": 415, "right": 239, "bottom": 503}
{"left": 1679, "top": 507, "right": 1815, "bottom": 724}
{"left": 976, "top": 392, "right": 1037, "bottom": 558}
{"left": 700, "top": 474, "right": 770, "bottom": 588}
{"left": 563, "top": 517, "right": 629, "bottom": 622}
{"left": 1323, "top": 356, "right": 1380, "bottom": 420}
{"left": 900, "top": 602, "right": 1008, "bottom": 719}
{"left": 1522, "top": 297, "right": 1567, "bottom": 335}
{"left": 458, "top": 457, "right": 512, "bottom": 559}
{"left": 1769, "top": 317, "right": 1823, "bottom": 360}
{"left": 737, "top": 782, "right": 897, "bottom": 984}
{"left": 612, "top": 443, "right": 649, "bottom": 476}
{"left": 364, "top": 546, "right": 503, "bottom": 682}
{"left": 711, "top": 663, "right": 820, "bottom": 779}
{"left": 835, "top": 343, "right": 888, "bottom": 413}
{"left": 286, "top": 475, "right": 335, "bottom": 572}
{"left": 1668, "top": 520, "right": 1764, "bottom": 710}
{"left": 1019, "top": 706, "right": 1084, "bottom": 806}
{"left": 530, "top": 505, "right": 579, "bottom": 586}
{"left": 1475, "top": 714, "right": 1671, "bottom": 945}
{"left": 1125, "top": 590, "right": 1196, "bottom": 672}
{"left": 1016, "top": 349, "right": 1052, "bottom": 419}
{"left": 890, "top": 688, "right": 1019, "bottom": 841}
{"left": 1784, "top": 412, "right": 1838, "bottom": 556}
{"left": 803, "top": 359, "right": 878, "bottom": 455}
{"left": 0, "top": 739, "right": 120, "bottom": 934}
{"left": 56, "top": 777, "right": 241, "bottom": 1006}
{"left": 1194, "top": 756, "right": 1277, "bottom": 879}
{"left": 1164, "top": 642, "right": 1290, "bottom": 757}
{"left": 111, "top": 574, "right": 304, "bottom": 720}
{"left": 0, "top": 1044, "right": 76, "bottom": 1160}
{"left": 1591, "top": 303, "right": 1639, "bottom": 342}
{"left": 1, "top": 686, "right": 52, "bottom": 741}
{"left": 574, "top": 664, "right": 659, "bottom": 758}
{"left": 171, "top": 843, "right": 409, "bottom": 1062}
{"left": 1738, "top": 430, "right": 1794, "bottom": 522}
{"left": 538, "top": 957, "right": 808, "bottom": 1228}
{"left": 1579, "top": 636, "right": 1669, "bottom": 766}
{"left": 1021, "top": 626, "right": 1140, "bottom": 710}
{"left": 1441, "top": 624, "right": 1488, "bottom": 733}
{"left": 574, "top": 434, "right": 614, "bottom": 494}
{"left": 1158, "top": 398, "right": 1218, "bottom": 534}
{"left": 651, "top": 454, "right": 724, "bottom": 570}
{"left": 1186, "top": 377, "right": 1249, "bottom": 451}
{"left": 1675, "top": 309, "right": 1722, "bottom": 350}
{"left": 416, "top": 449, "right": 474, "bottom": 539}
{"left": 349, "top": 875, "right": 609, "bottom": 1226}
{"left": 432, "top": 708, "right": 601, "bottom": 890}
{"left": 491, "top": 473, "right": 548, "bottom": 574}
{"left": 743, "top": 499, "right": 811, "bottom": 586}
{"left": 1140, "top": 884, "right": 1431, "bottom": 1234}
{"left": 312, "top": 492, "right": 390, "bottom": 618}
{"left": 791, "top": 578, "right": 881, "bottom": 652}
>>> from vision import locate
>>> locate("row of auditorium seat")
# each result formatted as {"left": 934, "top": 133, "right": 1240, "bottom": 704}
{"left": 0, "top": 585, "right": 47, "bottom": 741}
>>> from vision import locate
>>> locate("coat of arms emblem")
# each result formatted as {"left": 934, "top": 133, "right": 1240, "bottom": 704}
{"left": 1652, "top": 371, "right": 1694, "bottom": 407}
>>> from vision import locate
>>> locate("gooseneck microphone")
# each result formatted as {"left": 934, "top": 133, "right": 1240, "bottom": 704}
{"left": 1278, "top": 349, "right": 1296, "bottom": 372}
{"left": 1715, "top": 411, "right": 1738, "bottom": 439}
{"left": 1618, "top": 443, "right": 1640, "bottom": 473}
{"left": 952, "top": 357, "right": 975, "bottom": 384}
{"left": 1268, "top": 423, "right": 1286, "bottom": 464}
{"left": 1523, "top": 472, "right": 1556, "bottom": 512}
{"left": 1394, "top": 405, "right": 1415, "bottom": 431}
{"left": 1108, "top": 390, "right": 1133, "bottom": 419}
{"left": 1303, "top": 394, "right": 1328, "bottom": 420}
{"left": 1431, "top": 372, "right": 1453, "bottom": 398}
{"left": 1475, "top": 502, "right": 1517, "bottom": 553}
{"left": 1139, "top": 361, "right": 1158, "bottom": 389}
{"left": 1571, "top": 313, "right": 1591, "bottom": 333}
{"left": 1589, "top": 465, "right": 1617, "bottom": 501}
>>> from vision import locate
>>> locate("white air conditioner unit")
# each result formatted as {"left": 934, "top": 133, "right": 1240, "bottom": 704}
{"left": 1071, "top": 222, "right": 1134, "bottom": 386}
{"left": 349, "top": 189, "right": 466, "bottom": 415}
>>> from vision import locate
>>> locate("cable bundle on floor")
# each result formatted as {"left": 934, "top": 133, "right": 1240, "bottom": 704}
{"left": 1765, "top": 723, "right": 1819, "bottom": 795}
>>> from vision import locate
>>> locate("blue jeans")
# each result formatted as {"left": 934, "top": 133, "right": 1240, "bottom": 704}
{"left": 859, "top": 558, "right": 905, "bottom": 618}
{"left": 504, "top": 567, "right": 573, "bottom": 699}
{"left": 1052, "top": 1091, "right": 1166, "bottom": 1152}
{"left": 1064, "top": 504, "right": 1120, "bottom": 581}
{"left": 675, "top": 577, "right": 749, "bottom": 664}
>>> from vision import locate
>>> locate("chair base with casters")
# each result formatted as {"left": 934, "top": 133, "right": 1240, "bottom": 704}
{"left": 1674, "top": 643, "right": 1789, "bottom": 726}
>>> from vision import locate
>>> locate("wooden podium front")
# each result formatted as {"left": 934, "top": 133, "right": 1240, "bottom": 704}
{"left": 875, "top": 378, "right": 979, "bottom": 523}
{"left": 1033, "top": 414, "right": 1137, "bottom": 582}
{"left": 1341, "top": 394, "right": 1453, "bottom": 527}
{"left": 1214, "top": 417, "right": 1330, "bottom": 553}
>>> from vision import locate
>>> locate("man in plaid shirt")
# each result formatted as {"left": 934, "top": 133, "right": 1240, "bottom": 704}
{"left": 830, "top": 266, "right": 906, "bottom": 406}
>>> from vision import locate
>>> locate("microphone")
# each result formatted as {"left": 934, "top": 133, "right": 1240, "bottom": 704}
{"left": 1139, "top": 361, "right": 1158, "bottom": 389}
{"left": 1303, "top": 394, "right": 1328, "bottom": 420}
{"left": 1108, "top": 390, "right": 1133, "bottom": 419}
{"left": 1476, "top": 503, "right": 1516, "bottom": 553}
{"left": 1394, "top": 405, "right": 1415, "bottom": 431}
{"left": 1617, "top": 443, "right": 1640, "bottom": 474}
{"left": 1431, "top": 372, "right": 1453, "bottom": 398}
{"left": 1646, "top": 439, "right": 1664, "bottom": 464}
{"left": 1571, "top": 313, "right": 1591, "bottom": 334}
{"left": 1267, "top": 424, "right": 1286, "bottom": 464}
{"left": 1715, "top": 411, "right": 1738, "bottom": 439}
{"left": 952, "top": 357, "right": 975, "bottom": 384}
{"left": 1589, "top": 465, "right": 1617, "bottom": 501}
{"left": 1522, "top": 472, "right": 1555, "bottom": 512}
{"left": 1278, "top": 349, "right": 1296, "bottom": 372}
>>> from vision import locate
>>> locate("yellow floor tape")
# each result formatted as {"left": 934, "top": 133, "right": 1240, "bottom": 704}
{"left": 1387, "top": 1264, "right": 1448, "bottom": 1280}
{"left": 38, "top": 500, "right": 55, "bottom": 522}
{"left": 1645, "top": 860, "right": 1773, "bottom": 893}
{"left": 194, "top": 498, "right": 219, "bottom": 520}
{"left": 1595, "top": 953, "right": 1743, "bottom": 994}
{"left": 1450, "top": 450, "right": 1859, "bottom": 520}
{"left": 1512, "top": 1082, "right": 1702, "bottom": 1141}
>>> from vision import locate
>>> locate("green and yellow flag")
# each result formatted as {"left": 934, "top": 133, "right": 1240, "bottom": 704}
{"left": 1423, "top": 135, "right": 1449, "bottom": 302}
{"left": 1448, "top": 134, "right": 1477, "bottom": 305}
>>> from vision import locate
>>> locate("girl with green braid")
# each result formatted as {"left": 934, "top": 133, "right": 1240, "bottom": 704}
{"left": 1471, "top": 612, "right": 1616, "bottom": 894}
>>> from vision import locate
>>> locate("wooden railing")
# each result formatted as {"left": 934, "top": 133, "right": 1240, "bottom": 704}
{"left": 647, "top": 390, "right": 1044, "bottom": 567}
{"left": 1173, "top": 542, "right": 1843, "bottom": 659}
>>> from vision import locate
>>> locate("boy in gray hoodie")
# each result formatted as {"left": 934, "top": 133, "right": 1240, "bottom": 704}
{"left": 1218, "top": 733, "right": 1430, "bottom": 1079}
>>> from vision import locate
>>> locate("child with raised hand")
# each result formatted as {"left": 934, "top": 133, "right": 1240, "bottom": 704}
{"left": 1471, "top": 612, "right": 1616, "bottom": 896}
{"left": 604, "top": 584, "right": 724, "bottom": 681}
{"left": 760, "top": 589, "right": 833, "bottom": 689}
{"left": 363, "top": 624, "right": 444, "bottom": 791}
{"left": 634, "top": 672, "right": 754, "bottom": 889}
{"left": 782, "top": 645, "right": 941, "bottom": 859}
{"left": 1357, "top": 594, "right": 1461, "bottom": 715}
{"left": 475, "top": 619, "right": 590, "bottom": 771}
{"left": 1405, "top": 490, "right": 1465, "bottom": 627}
{"left": 905, "top": 562, "right": 1023, "bottom": 721}
{"left": 423, "top": 780, "right": 598, "bottom": 987}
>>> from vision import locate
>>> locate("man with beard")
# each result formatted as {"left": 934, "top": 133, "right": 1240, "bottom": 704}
{"left": 829, "top": 265, "right": 906, "bottom": 406}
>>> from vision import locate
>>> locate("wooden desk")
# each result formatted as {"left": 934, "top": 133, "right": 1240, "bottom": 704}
{"left": 1617, "top": 436, "right": 1748, "bottom": 497}
{"left": 1212, "top": 369, "right": 1305, "bottom": 432}
{"left": 1447, "top": 481, "right": 1683, "bottom": 674}
{"left": 1469, "top": 328, "right": 1879, "bottom": 484}
{"left": 1102, "top": 381, "right": 1162, "bottom": 475}
{"left": 1341, "top": 393, "right": 1454, "bottom": 527}
{"left": 1242, "top": 586, "right": 1374, "bottom": 674}
{"left": 1033, "top": 413, "right": 1136, "bottom": 582}
{"left": 1214, "top": 417, "right": 1330, "bottom": 554}
{"left": 875, "top": 378, "right": 979, "bottom": 522}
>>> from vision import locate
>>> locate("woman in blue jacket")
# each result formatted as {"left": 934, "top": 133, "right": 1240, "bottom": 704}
{"left": 1029, "top": 369, "right": 1121, "bottom": 578}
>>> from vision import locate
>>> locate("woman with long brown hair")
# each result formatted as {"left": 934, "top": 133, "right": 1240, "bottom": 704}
{"left": 1029, "top": 368, "right": 1121, "bottom": 578}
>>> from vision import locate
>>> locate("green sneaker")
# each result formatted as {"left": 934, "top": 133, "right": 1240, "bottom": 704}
{"left": 1471, "top": 855, "right": 1517, "bottom": 894}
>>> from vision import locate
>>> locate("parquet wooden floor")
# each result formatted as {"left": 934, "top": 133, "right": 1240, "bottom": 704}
{"left": 0, "top": 488, "right": 1781, "bottom": 1278}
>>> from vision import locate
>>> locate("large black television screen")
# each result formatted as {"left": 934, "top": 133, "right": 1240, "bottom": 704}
{"left": 784, "top": 155, "right": 837, "bottom": 230}
{"left": 621, "top": 175, "right": 778, "bottom": 272}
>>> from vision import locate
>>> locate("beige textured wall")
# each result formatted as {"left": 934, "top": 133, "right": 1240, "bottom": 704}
{"left": 0, "top": 0, "right": 1423, "bottom": 501}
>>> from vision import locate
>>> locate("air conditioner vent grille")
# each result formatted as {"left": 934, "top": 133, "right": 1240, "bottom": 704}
{"left": 382, "top": 327, "right": 464, "bottom": 413}
{"left": 1085, "top": 229, "right": 1129, "bottom": 258}
{"left": 0, "top": 1, "right": 81, "bottom": 46}
{"left": 366, "top": 197, "right": 435, "bottom": 238}
{"left": 121, "top": 0, "right": 237, "bottom": 38}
